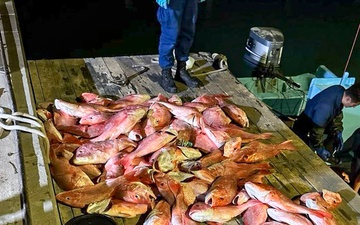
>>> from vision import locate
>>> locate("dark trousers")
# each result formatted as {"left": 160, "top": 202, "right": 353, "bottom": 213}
{"left": 157, "top": 0, "right": 198, "bottom": 69}
{"left": 342, "top": 128, "right": 360, "bottom": 183}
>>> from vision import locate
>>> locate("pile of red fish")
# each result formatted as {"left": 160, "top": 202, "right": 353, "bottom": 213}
{"left": 37, "top": 92, "right": 342, "bottom": 224}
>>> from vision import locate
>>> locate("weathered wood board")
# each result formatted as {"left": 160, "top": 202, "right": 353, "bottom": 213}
{"left": 23, "top": 53, "right": 360, "bottom": 225}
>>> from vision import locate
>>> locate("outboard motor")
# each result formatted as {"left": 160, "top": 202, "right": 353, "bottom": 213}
{"left": 243, "top": 27, "right": 300, "bottom": 88}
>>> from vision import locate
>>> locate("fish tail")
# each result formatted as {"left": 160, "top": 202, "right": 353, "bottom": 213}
{"left": 278, "top": 140, "right": 296, "bottom": 151}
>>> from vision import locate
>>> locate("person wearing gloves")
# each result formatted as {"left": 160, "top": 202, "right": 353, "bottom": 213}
{"left": 155, "top": 0, "right": 203, "bottom": 93}
{"left": 292, "top": 83, "right": 360, "bottom": 164}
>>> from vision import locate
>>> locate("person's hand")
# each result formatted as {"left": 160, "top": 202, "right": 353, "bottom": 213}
{"left": 156, "top": 0, "right": 170, "bottom": 9}
{"left": 315, "top": 147, "right": 331, "bottom": 161}
{"left": 334, "top": 131, "right": 344, "bottom": 152}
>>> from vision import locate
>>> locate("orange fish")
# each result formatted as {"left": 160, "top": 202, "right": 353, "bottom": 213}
{"left": 267, "top": 208, "right": 313, "bottom": 225}
{"left": 128, "top": 121, "right": 145, "bottom": 141}
{"left": 304, "top": 198, "right": 337, "bottom": 225}
{"left": 144, "top": 200, "right": 171, "bottom": 225}
{"left": 79, "top": 92, "right": 113, "bottom": 106}
{"left": 223, "top": 136, "right": 242, "bottom": 157}
{"left": 299, "top": 189, "right": 342, "bottom": 211}
{"left": 171, "top": 189, "right": 200, "bottom": 225}
{"left": 79, "top": 112, "right": 113, "bottom": 125}
{"left": 143, "top": 102, "right": 172, "bottom": 136}
{"left": 207, "top": 159, "right": 273, "bottom": 178}
{"left": 217, "top": 98, "right": 249, "bottom": 127}
{"left": 232, "top": 188, "right": 250, "bottom": 205}
{"left": 204, "top": 175, "right": 238, "bottom": 207}
{"left": 73, "top": 136, "right": 137, "bottom": 164}
{"left": 193, "top": 127, "right": 219, "bottom": 153}
{"left": 233, "top": 140, "right": 297, "bottom": 163}
{"left": 108, "top": 94, "right": 151, "bottom": 110}
{"left": 244, "top": 182, "right": 332, "bottom": 218}
{"left": 54, "top": 99, "right": 117, "bottom": 117}
{"left": 49, "top": 144, "right": 93, "bottom": 191}
{"left": 91, "top": 106, "right": 147, "bottom": 142}
{"left": 152, "top": 171, "right": 181, "bottom": 205}
{"left": 192, "top": 93, "right": 230, "bottom": 106}
{"left": 113, "top": 181, "right": 156, "bottom": 205}
{"left": 202, "top": 122, "right": 231, "bottom": 148}
{"left": 102, "top": 199, "right": 149, "bottom": 218}
{"left": 202, "top": 105, "right": 231, "bottom": 127}
{"left": 242, "top": 203, "right": 269, "bottom": 225}
{"left": 126, "top": 130, "right": 177, "bottom": 161}
{"left": 188, "top": 199, "right": 261, "bottom": 223}
{"left": 216, "top": 123, "right": 272, "bottom": 143}
{"left": 158, "top": 101, "right": 202, "bottom": 128}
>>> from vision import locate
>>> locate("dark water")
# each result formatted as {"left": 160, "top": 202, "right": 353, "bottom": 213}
{"left": 14, "top": 0, "right": 360, "bottom": 79}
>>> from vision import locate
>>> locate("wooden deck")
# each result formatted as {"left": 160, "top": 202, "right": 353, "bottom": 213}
{"left": 22, "top": 54, "right": 360, "bottom": 225}
{"left": 1, "top": 0, "right": 360, "bottom": 224}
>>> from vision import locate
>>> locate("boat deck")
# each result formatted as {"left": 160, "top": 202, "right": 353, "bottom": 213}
{"left": 1, "top": 0, "right": 360, "bottom": 224}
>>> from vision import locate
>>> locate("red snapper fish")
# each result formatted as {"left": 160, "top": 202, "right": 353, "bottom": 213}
{"left": 113, "top": 181, "right": 156, "bottom": 205}
{"left": 143, "top": 102, "right": 172, "bottom": 136}
{"left": 202, "top": 122, "right": 231, "bottom": 148}
{"left": 143, "top": 200, "right": 171, "bottom": 225}
{"left": 244, "top": 182, "right": 332, "bottom": 218}
{"left": 79, "top": 92, "right": 114, "bottom": 106}
{"left": 202, "top": 105, "right": 231, "bottom": 127}
{"left": 267, "top": 208, "right": 313, "bottom": 225}
{"left": 188, "top": 199, "right": 261, "bottom": 223}
{"left": 216, "top": 98, "right": 249, "bottom": 127}
{"left": 216, "top": 123, "right": 272, "bottom": 142}
{"left": 108, "top": 94, "right": 151, "bottom": 110}
{"left": 304, "top": 199, "right": 337, "bottom": 225}
{"left": 73, "top": 136, "right": 137, "bottom": 164}
{"left": 204, "top": 175, "right": 238, "bottom": 207}
{"left": 152, "top": 171, "right": 181, "bottom": 205}
{"left": 79, "top": 112, "right": 113, "bottom": 125}
{"left": 55, "top": 175, "right": 128, "bottom": 208}
{"left": 102, "top": 199, "right": 148, "bottom": 218}
{"left": 299, "top": 189, "right": 342, "bottom": 210}
{"left": 171, "top": 189, "right": 200, "bottom": 225}
{"left": 242, "top": 203, "right": 269, "bottom": 225}
{"left": 232, "top": 140, "right": 297, "bottom": 163}
{"left": 192, "top": 93, "right": 230, "bottom": 106}
{"left": 49, "top": 144, "right": 94, "bottom": 191}
{"left": 91, "top": 106, "right": 147, "bottom": 142}
{"left": 158, "top": 101, "right": 202, "bottom": 128}
{"left": 54, "top": 99, "right": 117, "bottom": 118}
{"left": 193, "top": 127, "right": 219, "bottom": 153}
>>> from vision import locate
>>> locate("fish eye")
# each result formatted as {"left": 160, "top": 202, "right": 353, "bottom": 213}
{"left": 135, "top": 194, "right": 139, "bottom": 199}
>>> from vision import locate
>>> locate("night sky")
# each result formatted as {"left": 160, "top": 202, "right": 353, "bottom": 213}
{"left": 14, "top": 0, "right": 360, "bottom": 78}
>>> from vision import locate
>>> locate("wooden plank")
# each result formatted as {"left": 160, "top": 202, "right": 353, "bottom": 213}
{"left": 76, "top": 58, "right": 98, "bottom": 95}
{"left": 102, "top": 56, "right": 138, "bottom": 96}
{"left": 130, "top": 55, "right": 168, "bottom": 97}
{"left": 35, "top": 60, "right": 63, "bottom": 102}
{"left": 84, "top": 57, "right": 122, "bottom": 97}
{"left": 62, "top": 58, "right": 97, "bottom": 98}
{"left": 49, "top": 59, "right": 77, "bottom": 102}
{"left": 114, "top": 56, "right": 155, "bottom": 95}
{"left": 27, "top": 60, "right": 46, "bottom": 103}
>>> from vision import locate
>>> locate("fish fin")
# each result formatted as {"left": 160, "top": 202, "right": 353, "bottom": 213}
{"left": 278, "top": 140, "right": 297, "bottom": 150}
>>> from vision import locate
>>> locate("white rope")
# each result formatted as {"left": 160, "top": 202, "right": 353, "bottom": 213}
{"left": 0, "top": 108, "right": 50, "bottom": 163}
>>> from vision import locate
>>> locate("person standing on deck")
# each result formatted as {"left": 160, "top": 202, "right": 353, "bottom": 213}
{"left": 155, "top": 0, "right": 204, "bottom": 93}
{"left": 292, "top": 83, "right": 360, "bottom": 164}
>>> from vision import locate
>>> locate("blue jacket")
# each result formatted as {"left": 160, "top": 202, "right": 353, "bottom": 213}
{"left": 293, "top": 85, "right": 344, "bottom": 149}
{"left": 304, "top": 85, "right": 344, "bottom": 127}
